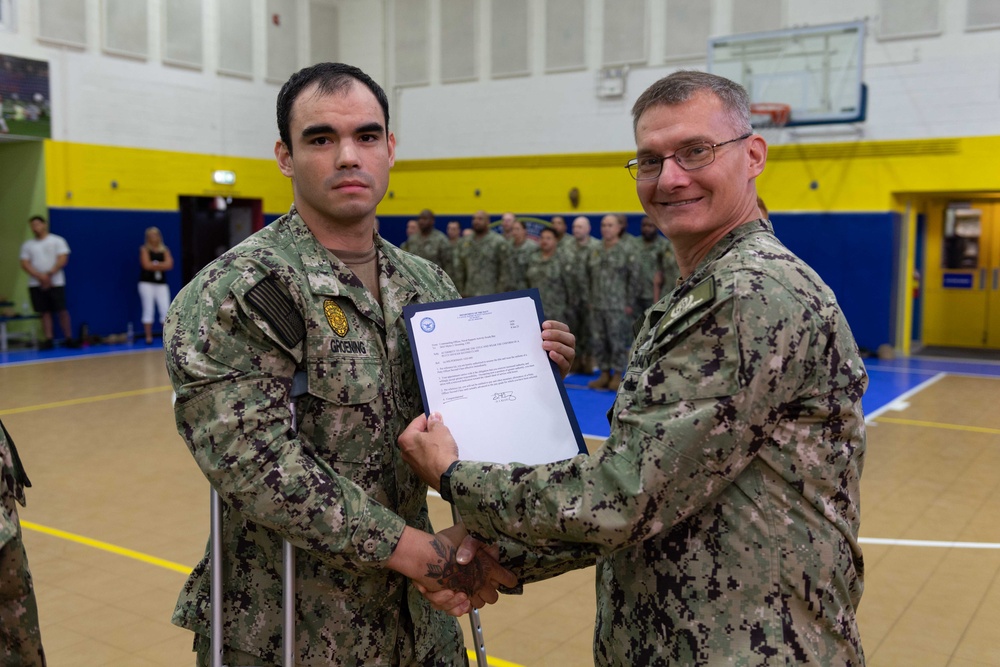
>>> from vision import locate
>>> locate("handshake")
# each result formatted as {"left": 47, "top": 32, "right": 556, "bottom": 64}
{"left": 389, "top": 522, "right": 516, "bottom": 618}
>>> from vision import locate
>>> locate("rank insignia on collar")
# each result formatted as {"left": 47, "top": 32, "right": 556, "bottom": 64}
{"left": 324, "top": 300, "right": 349, "bottom": 337}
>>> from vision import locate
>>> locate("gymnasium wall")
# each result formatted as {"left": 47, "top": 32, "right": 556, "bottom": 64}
{"left": 0, "top": 142, "right": 46, "bottom": 311}
{"left": 45, "top": 132, "right": 1000, "bottom": 349}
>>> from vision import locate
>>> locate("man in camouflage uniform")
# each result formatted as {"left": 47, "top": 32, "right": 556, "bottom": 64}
{"left": 564, "top": 216, "right": 601, "bottom": 374}
{"left": 633, "top": 215, "right": 674, "bottom": 325}
{"left": 399, "top": 70, "right": 867, "bottom": 666}
{"left": 444, "top": 220, "right": 464, "bottom": 287}
{"left": 551, "top": 215, "right": 576, "bottom": 254}
{"left": 524, "top": 227, "right": 576, "bottom": 324}
{"left": 615, "top": 213, "right": 638, "bottom": 251}
{"left": 503, "top": 218, "right": 537, "bottom": 291}
{"left": 0, "top": 420, "right": 45, "bottom": 666}
{"left": 164, "top": 63, "right": 533, "bottom": 667}
{"left": 453, "top": 210, "right": 509, "bottom": 297}
{"left": 586, "top": 214, "right": 637, "bottom": 391}
{"left": 403, "top": 209, "right": 452, "bottom": 272}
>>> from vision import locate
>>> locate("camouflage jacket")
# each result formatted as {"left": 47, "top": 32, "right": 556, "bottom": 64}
{"left": 164, "top": 208, "right": 464, "bottom": 665}
{"left": 401, "top": 228, "right": 452, "bottom": 273}
{"left": 0, "top": 420, "right": 45, "bottom": 665}
{"left": 634, "top": 235, "right": 670, "bottom": 302}
{"left": 560, "top": 236, "right": 600, "bottom": 289}
{"left": 504, "top": 239, "right": 538, "bottom": 292}
{"left": 524, "top": 249, "right": 577, "bottom": 324}
{"left": 586, "top": 240, "right": 638, "bottom": 311}
{"left": 449, "top": 220, "right": 868, "bottom": 666}
{"left": 454, "top": 231, "right": 509, "bottom": 297}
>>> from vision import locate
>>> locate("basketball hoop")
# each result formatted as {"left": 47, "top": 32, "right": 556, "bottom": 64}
{"left": 750, "top": 102, "right": 791, "bottom": 128}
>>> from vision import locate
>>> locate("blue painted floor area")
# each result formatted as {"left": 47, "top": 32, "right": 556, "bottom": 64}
{"left": 0, "top": 339, "right": 163, "bottom": 366}
{"left": 567, "top": 355, "right": 1000, "bottom": 440}
{"left": 5, "top": 342, "right": 999, "bottom": 441}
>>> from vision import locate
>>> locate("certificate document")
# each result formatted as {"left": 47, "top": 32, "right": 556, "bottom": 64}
{"left": 403, "top": 289, "right": 586, "bottom": 465}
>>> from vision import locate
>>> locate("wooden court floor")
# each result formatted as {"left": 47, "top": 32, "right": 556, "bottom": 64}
{"left": 2, "top": 349, "right": 1000, "bottom": 666}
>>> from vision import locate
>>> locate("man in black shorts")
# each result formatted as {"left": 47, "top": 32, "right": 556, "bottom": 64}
{"left": 19, "top": 215, "right": 75, "bottom": 349}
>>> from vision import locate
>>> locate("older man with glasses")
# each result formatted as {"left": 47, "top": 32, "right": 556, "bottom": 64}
{"left": 399, "top": 70, "right": 868, "bottom": 666}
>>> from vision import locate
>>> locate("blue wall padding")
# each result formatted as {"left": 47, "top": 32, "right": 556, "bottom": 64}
{"left": 771, "top": 212, "right": 898, "bottom": 354}
{"left": 49, "top": 207, "right": 897, "bottom": 353}
{"left": 50, "top": 208, "right": 183, "bottom": 337}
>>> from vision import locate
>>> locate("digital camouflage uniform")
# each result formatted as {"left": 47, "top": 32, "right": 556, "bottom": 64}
{"left": 503, "top": 238, "right": 538, "bottom": 292}
{"left": 164, "top": 208, "right": 467, "bottom": 666}
{"left": 0, "top": 420, "right": 45, "bottom": 666}
{"left": 400, "top": 228, "right": 452, "bottom": 275}
{"left": 586, "top": 240, "right": 638, "bottom": 372}
{"left": 661, "top": 237, "right": 681, "bottom": 295}
{"left": 561, "top": 236, "right": 601, "bottom": 367}
{"left": 524, "top": 248, "right": 577, "bottom": 325}
{"left": 449, "top": 220, "right": 867, "bottom": 666}
{"left": 634, "top": 235, "right": 670, "bottom": 317}
{"left": 445, "top": 240, "right": 463, "bottom": 288}
{"left": 454, "top": 231, "right": 509, "bottom": 297}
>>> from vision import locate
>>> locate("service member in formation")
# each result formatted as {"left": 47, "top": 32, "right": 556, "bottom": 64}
{"left": 402, "top": 208, "right": 452, "bottom": 272}
{"left": 564, "top": 216, "right": 601, "bottom": 373}
{"left": 585, "top": 214, "right": 638, "bottom": 391}
{"left": 503, "top": 218, "right": 538, "bottom": 291}
{"left": 399, "top": 70, "right": 867, "bottom": 667}
{"left": 633, "top": 215, "right": 671, "bottom": 324}
{"left": 453, "top": 210, "right": 509, "bottom": 297}
{"left": 164, "top": 62, "right": 576, "bottom": 666}
{"left": 524, "top": 226, "right": 577, "bottom": 324}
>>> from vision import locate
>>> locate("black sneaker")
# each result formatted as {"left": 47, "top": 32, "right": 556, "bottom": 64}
{"left": 62, "top": 338, "right": 82, "bottom": 349}
{"left": 39, "top": 339, "right": 54, "bottom": 350}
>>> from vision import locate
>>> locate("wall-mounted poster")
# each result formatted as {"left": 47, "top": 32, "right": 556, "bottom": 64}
{"left": 0, "top": 54, "right": 51, "bottom": 139}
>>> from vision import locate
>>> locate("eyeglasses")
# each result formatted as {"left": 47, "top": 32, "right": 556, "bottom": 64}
{"left": 625, "top": 132, "right": 753, "bottom": 180}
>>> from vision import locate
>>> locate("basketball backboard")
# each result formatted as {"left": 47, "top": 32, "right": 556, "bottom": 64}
{"left": 708, "top": 21, "right": 866, "bottom": 127}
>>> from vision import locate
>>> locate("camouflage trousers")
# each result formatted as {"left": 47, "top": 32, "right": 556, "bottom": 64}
{"left": 0, "top": 503, "right": 46, "bottom": 666}
{"left": 589, "top": 307, "right": 632, "bottom": 371}
{"left": 193, "top": 601, "right": 469, "bottom": 667}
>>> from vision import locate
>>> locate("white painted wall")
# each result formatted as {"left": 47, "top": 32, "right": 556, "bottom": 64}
{"left": 0, "top": 0, "right": 997, "bottom": 160}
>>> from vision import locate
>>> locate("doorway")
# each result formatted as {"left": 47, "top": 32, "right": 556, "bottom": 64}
{"left": 921, "top": 199, "right": 1000, "bottom": 349}
{"left": 178, "top": 196, "right": 264, "bottom": 284}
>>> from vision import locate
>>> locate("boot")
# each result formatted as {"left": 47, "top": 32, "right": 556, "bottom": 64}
{"left": 607, "top": 373, "right": 621, "bottom": 392}
{"left": 588, "top": 370, "right": 610, "bottom": 389}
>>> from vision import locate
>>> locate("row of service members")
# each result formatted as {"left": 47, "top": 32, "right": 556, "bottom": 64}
{"left": 401, "top": 210, "right": 680, "bottom": 387}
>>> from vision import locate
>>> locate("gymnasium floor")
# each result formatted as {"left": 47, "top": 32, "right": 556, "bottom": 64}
{"left": 2, "top": 341, "right": 1000, "bottom": 666}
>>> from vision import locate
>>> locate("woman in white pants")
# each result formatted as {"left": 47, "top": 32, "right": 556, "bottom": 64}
{"left": 138, "top": 227, "right": 174, "bottom": 344}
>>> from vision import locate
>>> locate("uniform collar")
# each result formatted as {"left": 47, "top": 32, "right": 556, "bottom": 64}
{"left": 284, "top": 207, "right": 422, "bottom": 330}
{"left": 684, "top": 218, "right": 772, "bottom": 289}
{"left": 646, "top": 218, "right": 772, "bottom": 331}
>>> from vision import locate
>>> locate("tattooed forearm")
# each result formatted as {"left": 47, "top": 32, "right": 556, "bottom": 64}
{"left": 424, "top": 536, "right": 489, "bottom": 596}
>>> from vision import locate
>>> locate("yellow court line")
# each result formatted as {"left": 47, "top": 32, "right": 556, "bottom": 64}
{"left": 873, "top": 416, "right": 1000, "bottom": 436}
{"left": 23, "top": 519, "right": 529, "bottom": 666}
{"left": 466, "top": 650, "right": 524, "bottom": 667}
{"left": 0, "top": 385, "right": 173, "bottom": 416}
{"left": 21, "top": 519, "right": 193, "bottom": 574}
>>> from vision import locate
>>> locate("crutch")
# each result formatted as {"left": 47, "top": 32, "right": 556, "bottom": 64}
{"left": 455, "top": 504, "right": 489, "bottom": 667}
{"left": 210, "top": 371, "right": 308, "bottom": 667}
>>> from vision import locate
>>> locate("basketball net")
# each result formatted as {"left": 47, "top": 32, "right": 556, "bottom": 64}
{"left": 749, "top": 102, "right": 791, "bottom": 145}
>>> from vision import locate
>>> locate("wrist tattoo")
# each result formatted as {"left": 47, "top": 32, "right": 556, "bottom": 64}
{"left": 425, "top": 537, "right": 488, "bottom": 597}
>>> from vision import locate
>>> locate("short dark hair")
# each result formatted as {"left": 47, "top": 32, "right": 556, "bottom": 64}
{"left": 29, "top": 215, "right": 46, "bottom": 224}
{"left": 631, "top": 70, "right": 751, "bottom": 136}
{"left": 276, "top": 63, "right": 390, "bottom": 153}
{"left": 539, "top": 226, "right": 557, "bottom": 237}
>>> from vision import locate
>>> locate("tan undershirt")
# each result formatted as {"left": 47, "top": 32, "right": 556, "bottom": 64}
{"left": 327, "top": 246, "right": 381, "bottom": 306}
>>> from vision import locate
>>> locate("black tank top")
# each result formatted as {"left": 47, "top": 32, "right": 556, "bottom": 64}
{"left": 140, "top": 250, "right": 167, "bottom": 284}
